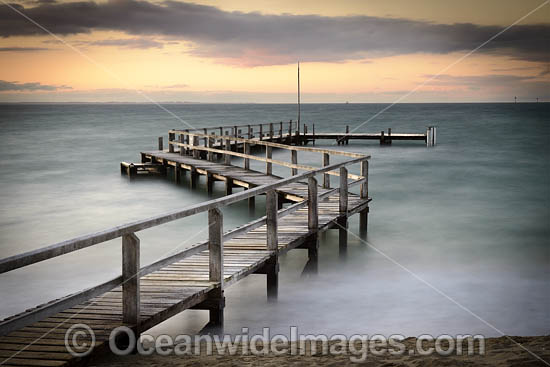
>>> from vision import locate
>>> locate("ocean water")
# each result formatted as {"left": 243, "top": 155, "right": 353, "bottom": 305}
{"left": 0, "top": 103, "right": 548, "bottom": 338}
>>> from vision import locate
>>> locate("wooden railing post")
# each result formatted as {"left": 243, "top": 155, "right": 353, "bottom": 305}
{"left": 345, "top": 125, "right": 349, "bottom": 145}
{"left": 168, "top": 132, "right": 175, "bottom": 152}
{"left": 208, "top": 208, "right": 223, "bottom": 284}
{"left": 248, "top": 125, "right": 252, "bottom": 139}
{"left": 244, "top": 142, "right": 250, "bottom": 170}
{"left": 203, "top": 128, "right": 208, "bottom": 151}
{"left": 122, "top": 233, "right": 140, "bottom": 325}
{"left": 266, "top": 146, "right": 272, "bottom": 175}
{"left": 269, "top": 123, "right": 274, "bottom": 140}
{"left": 291, "top": 150, "right": 298, "bottom": 175}
{"left": 312, "top": 123, "right": 316, "bottom": 146}
{"left": 208, "top": 133, "right": 214, "bottom": 161}
{"left": 224, "top": 137, "right": 231, "bottom": 165}
{"left": 266, "top": 189, "right": 278, "bottom": 300}
{"left": 339, "top": 166, "right": 349, "bottom": 254}
{"left": 208, "top": 208, "right": 225, "bottom": 325}
{"left": 360, "top": 159, "right": 369, "bottom": 238}
{"left": 193, "top": 135, "right": 200, "bottom": 159}
{"left": 259, "top": 124, "right": 263, "bottom": 141}
{"left": 322, "top": 153, "right": 330, "bottom": 189}
{"left": 360, "top": 160, "right": 368, "bottom": 199}
{"left": 308, "top": 177, "right": 318, "bottom": 231}
{"left": 184, "top": 130, "right": 189, "bottom": 155}
{"left": 339, "top": 167, "right": 348, "bottom": 214}
{"left": 279, "top": 121, "right": 283, "bottom": 138}
{"left": 158, "top": 136, "right": 163, "bottom": 151}
{"left": 266, "top": 190, "right": 278, "bottom": 251}
{"left": 179, "top": 134, "right": 184, "bottom": 156}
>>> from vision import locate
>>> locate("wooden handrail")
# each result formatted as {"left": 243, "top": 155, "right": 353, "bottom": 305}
{"left": 171, "top": 140, "right": 364, "bottom": 180}
{"left": 168, "top": 129, "right": 366, "bottom": 159}
{"left": 0, "top": 155, "right": 368, "bottom": 274}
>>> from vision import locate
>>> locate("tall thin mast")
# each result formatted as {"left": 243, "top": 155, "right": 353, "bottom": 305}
{"left": 297, "top": 62, "right": 301, "bottom": 125}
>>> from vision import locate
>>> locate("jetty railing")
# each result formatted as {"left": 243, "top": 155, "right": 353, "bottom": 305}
{"left": 167, "top": 129, "right": 367, "bottom": 184}
{"left": 0, "top": 152, "right": 369, "bottom": 336}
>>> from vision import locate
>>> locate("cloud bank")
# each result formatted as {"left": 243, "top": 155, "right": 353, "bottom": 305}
{"left": 1, "top": 0, "right": 549, "bottom": 66}
{"left": 0, "top": 80, "right": 71, "bottom": 91}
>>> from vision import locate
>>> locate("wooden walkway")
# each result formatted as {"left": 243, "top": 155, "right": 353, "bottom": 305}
{"left": 0, "top": 126, "right": 371, "bottom": 366}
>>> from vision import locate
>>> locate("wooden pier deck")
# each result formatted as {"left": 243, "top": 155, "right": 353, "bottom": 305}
{"left": 0, "top": 126, "right": 371, "bottom": 366}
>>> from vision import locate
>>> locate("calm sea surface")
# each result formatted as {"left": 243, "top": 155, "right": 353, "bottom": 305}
{"left": 0, "top": 103, "right": 548, "bottom": 337}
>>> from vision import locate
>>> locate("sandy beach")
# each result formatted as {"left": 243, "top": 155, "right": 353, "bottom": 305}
{"left": 88, "top": 336, "right": 550, "bottom": 366}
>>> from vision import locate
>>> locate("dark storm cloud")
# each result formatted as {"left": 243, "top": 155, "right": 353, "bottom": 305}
{"left": 1, "top": 0, "right": 549, "bottom": 65}
{"left": 0, "top": 80, "right": 71, "bottom": 91}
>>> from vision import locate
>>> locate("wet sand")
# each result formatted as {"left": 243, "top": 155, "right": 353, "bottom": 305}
{"left": 88, "top": 335, "right": 550, "bottom": 366}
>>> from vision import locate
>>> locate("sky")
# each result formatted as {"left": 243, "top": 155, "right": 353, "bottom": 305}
{"left": 0, "top": 0, "right": 549, "bottom": 102}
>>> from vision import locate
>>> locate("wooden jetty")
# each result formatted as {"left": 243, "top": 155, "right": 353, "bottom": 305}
{"left": 154, "top": 121, "right": 436, "bottom": 149}
{"left": 0, "top": 125, "right": 371, "bottom": 366}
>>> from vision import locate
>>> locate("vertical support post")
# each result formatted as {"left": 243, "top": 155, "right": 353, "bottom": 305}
{"left": 188, "top": 134, "right": 194, "bottom": 156}
{"left": 360, "top": 160, "right": 368, "bottom": 199}
{"left": 266, "top": 190, "right": 278, "bottom": 300}
{"left": 208, "top": 208, "right": 223, "bottom": 283}
{"left": 158, "top": 136, "right": 163, "bottom": 151}
{"left": 174, "top": 164, "right": 180, "bottom": 184}
{"left": 168, "top": 132, "right": 175, "bottom": 153}
{"left": 291, "top": 150, "right": 298, "bottom": 176}
{"left": 345, "top": 125, "right": 349, "bottom": 145}
{"left": 296, "top": 121, "right": 301, "bottom": 145}
{"left": 266, "top": 190, "right": 278, "bottom": 251}
{"left": 312, "top": 123, "right": 315, "bottom": 146}
{"left": 322, "top": 153, "right": 330, "bottom": 189}
{"left": 279, "top": 121, "right": 283, "bottom": 139}
{"left": 244, "top": 142, "right": 250, "bottom": 170}
{"left": 208, "top": 208, "right": 224, "bottom": 326}
{"left": 266, "top": 146, "right": 272, "bottom": 175}
{"left": 224, "top": 138, "right": 231, "bottom": 165}
{"left": 308, "top": 177, "right": 319, "bottom": 259}
{"left": 433, "top": 126, "right": 437, "bottom": 146}
{"left": 360, "top": 160, "right": 369, "bottom": 238}
{"left": 184, "top": 130, "right": 189, "bottom": 155}
{"left": 380, "top": 131, "right": 385, "bottom": 145}
{"left": 225, "top": 178, "right": 233, "bottom": 195}
{"left": 248, "top": 125, "right": 252, "bottom": 139}
{"left": 190, "top": 166, "right": 197, "bottom": 189}
{"left": 208, "top": 133, "right": 214, "bottom": 161}
{"left": 339, "top": 167, "right": 348, "bottom": 214}
{"left": 207, "top": 172, "right": 214, "bottom": 196}
{"left": 122, "top": 233, "right": 140, "bottom": 325}
{"left": 193, "top": 135, "right": 200, "bottom": 159}
{"left": 388, "top": 128, "right": 392, "bottom": 145}
{"left": 203, "top": 129, "right": 208, "bottom": 158}
{"left": 308, "top": 177, "right": 318, "bottom": 231}
{"left": 179, "top": 134, "right": 185, "bottom": 156}
{"left": 269, "top": 123, "right": 274, "bottom": 140}
{"left": 339, "top": 167, "right": 348, "bottom": 254}
{"left": 259, "top": 124, "right": 263, "bottom": 141}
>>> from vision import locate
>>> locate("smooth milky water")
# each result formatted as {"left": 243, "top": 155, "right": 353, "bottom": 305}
{"left": 0, "top": 103, "right": 548, "bottom": 338}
